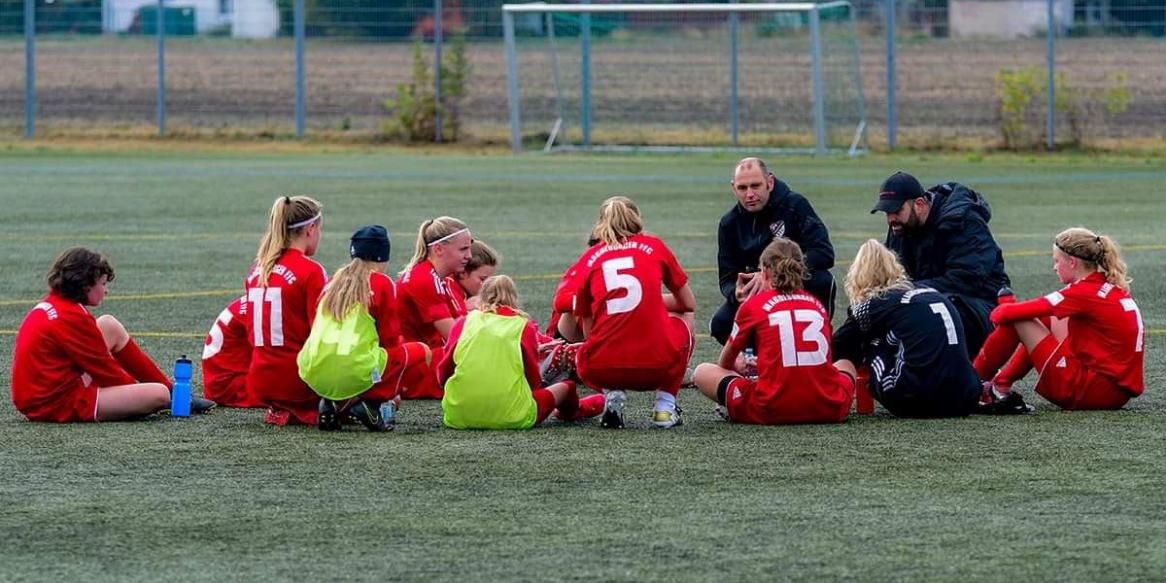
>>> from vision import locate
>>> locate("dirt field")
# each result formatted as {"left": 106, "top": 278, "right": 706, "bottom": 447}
{"left": 0, "top": 34, "right": 1162, "bottom": 148}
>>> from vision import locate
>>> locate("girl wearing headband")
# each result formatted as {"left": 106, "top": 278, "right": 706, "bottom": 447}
{"left": 297, "top": 225, "right": 434, "bottom": 431}
{"left": 975, "top": 227, "right": 1144, "bottom": 412}
{"left": 395, "top": 216, "right": 472, "bottom": 399}
{"left": 438, "top": 276, "right": 601, "bottom": 429}
{"left": 244, "top": 195, "right": 327, "bottom": 426}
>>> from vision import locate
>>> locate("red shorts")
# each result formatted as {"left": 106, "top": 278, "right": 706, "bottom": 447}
{"left": 721, "top": 372, "right": 854, "bottom": 425}
{"left": 578, "top": 317, "right": 692, "bottom": 394}
{"left": 399, "top": 344, "right": 444, "bottom": 400}
{"left": 18, "top": 374, "right": 99, "bottom": 423}
{"left": 370, "top": 342, "right": 436, "bottom": 401}
{"left": 203, "top": 371, "right": 259, "bottom": 408}
{"left": 1032, "top": 335, "right": 1130, "bottom": 411}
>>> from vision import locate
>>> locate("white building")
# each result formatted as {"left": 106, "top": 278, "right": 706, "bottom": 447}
{"left": 101, "top": 0, "right": 279, "bottom": 38}
{"left": 949, "top": 0, "right": 1074, "bottom": 38}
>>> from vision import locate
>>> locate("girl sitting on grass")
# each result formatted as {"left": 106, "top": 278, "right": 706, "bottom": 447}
{"left": 692, "top": 238, "right": 856, "bottom": 424}
{"left": 447, "top": 240, "right": 499, "bottom": 313}
{"left": 12, "top": 247, "right": 212, "bottom": 422}
{"left": 438, "top": 275, "right": 602, "bottom": 430}
{"left": 298, "top": 225, "right": 433, "bottom": 432}
{"left": 975, "top": 227, "right": 1144, "bottom": 412}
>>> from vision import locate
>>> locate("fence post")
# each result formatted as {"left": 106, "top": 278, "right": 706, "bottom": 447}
{"left": 885, "top": 0, "right": 896, "bottom": 150}
{"left": 729, "top": 0, "right": 739, "bottom": 147}
{"left": 294, "top": 0, "right": 305, "bottom": 138}
{"left": 580, "top": 0, "right": 591, "bottom": 149}
{"left": 434, "top": 0, "right": 443, "bottom": 143}
{"left": 1046, "top": 0, "right": 1055, "bottom": 150}
{"left": 504, "top": 10, "right": 521, "bottom": 153}
{"left": 24, "top": 0, "right": 35, "bottom": 139}
{"left": 809, "top": 6, "right": 827, "bottom": 155}
{"left": 157, "top": 0, "right": 166, "bottom": 136}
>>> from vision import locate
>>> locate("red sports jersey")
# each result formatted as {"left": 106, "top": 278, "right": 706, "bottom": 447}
{"left": 728, "top": 289, "right": 851, "bottom": 423}
{"left": 201, "top": 296, "right": 258, "bottom": 408}
{"left": 1004, "top": 272, "right": 1144, "bottom": 396}
{"left": 243, "top": 248, "right": 327, "bottom": 422}
{"left": 397, "top": 260, "right": 459, "bottom": 349}
{"left": 545, "top": 256, "right": 586, "bottom": 336}
{"left": 572, "top": 234, "right": 689, "bottom": 372}
{"left": 11, "top": 293, "right": 136, "bottom": 421}
{"left": 445, "top": 276, "right": 469, "bottom": 317}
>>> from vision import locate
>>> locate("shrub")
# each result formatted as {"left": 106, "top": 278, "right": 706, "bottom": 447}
{"left": 383, "top": 35, "right": 471, "bottom": 142}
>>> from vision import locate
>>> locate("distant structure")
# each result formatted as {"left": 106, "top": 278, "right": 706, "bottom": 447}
{"left": 949, "top": 0, "right": 1074, "bottom": 38}
{"left": 102, "top": 0, "right": 280, "bottom": 38}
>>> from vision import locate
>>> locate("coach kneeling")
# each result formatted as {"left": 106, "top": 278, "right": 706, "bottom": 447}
{"left": 711, "top": 157, "right": 836, "bottom": 345}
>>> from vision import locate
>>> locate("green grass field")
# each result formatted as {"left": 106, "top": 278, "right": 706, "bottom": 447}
{"left": 1, "top": 147, "right": 1165, "bottom": 581}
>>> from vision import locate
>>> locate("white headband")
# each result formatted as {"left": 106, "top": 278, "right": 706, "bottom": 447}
{"left": 288, "top": 213, "right": 321, "bottom": 230}
{"left": 426, "top": 228, "right": 469, "bottom": 247}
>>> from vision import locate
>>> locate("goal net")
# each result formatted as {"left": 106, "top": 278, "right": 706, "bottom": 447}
{"left": 502, "top": 2, "right": 867, "bottom": 154}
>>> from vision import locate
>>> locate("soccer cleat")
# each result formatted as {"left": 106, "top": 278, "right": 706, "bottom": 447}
{"left": 977, "top": 386, "right": 1034, "bottom": 415}
{"left": 540, "top": 343, "right": 580, "bottom": 386}
{"left": 263, "top": 407, "right": 291, "bottom": 426}
{"left": 680, "top": 367, "right": 697, "bottom": 389}
{"left": 346, "top": 400, "right": 395, "bottom": 432}
{"left": 191, "top": 396, "right": 217, "bottom": 415}
{"left": 650, "top": 405, "right": 683, "bottom": 429}
{"left": 317, "top": 399, "right": 342, "bottom": 432}
{"left": 600, "top": 390, "right": 626, "bottom": 429}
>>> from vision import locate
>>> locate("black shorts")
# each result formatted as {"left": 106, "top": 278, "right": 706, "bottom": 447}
{"left": 716, "top": 374, "right": 743, "bottom": 406}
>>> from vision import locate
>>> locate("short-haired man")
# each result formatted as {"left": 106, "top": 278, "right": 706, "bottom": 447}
{"left": 869, "top": 171, "right": 1010, "bottom": 356}
{"left": 711, "top": 157, "right": 836, "bottom": 345}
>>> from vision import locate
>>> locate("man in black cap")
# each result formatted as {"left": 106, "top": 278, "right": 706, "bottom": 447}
{"left": 711, "top": 157, "right": 835, "bottom": 345}
{"left": 868, "top": 171, "right": 1010, "bottom": 356}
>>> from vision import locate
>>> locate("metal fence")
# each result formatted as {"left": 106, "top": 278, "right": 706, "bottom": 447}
{"left": 1, "top": 0, "right": 1165, "bottom": 149}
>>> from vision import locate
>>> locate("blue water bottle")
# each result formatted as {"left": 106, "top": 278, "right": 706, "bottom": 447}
{"left": 171, "top": 355, "right": 192, "bottom": 418}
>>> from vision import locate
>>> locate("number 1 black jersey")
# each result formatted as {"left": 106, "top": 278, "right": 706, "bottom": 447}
{"left": 839, "top": 286, "right": 980, "bottom": 418}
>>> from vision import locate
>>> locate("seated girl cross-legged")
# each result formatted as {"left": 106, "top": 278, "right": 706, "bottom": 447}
{"left": 693, "top": 238, "right": 856, "bottom": 425}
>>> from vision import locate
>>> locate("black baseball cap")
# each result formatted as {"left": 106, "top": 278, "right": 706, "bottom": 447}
{"left": 350, "top": 225, "right": 391, "bottom": 262}
{"left": 871, "top": 171, "right": 925, "bottom": 214}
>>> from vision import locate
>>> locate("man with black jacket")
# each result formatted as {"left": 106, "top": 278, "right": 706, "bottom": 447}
{"left": 868, "top": 171, "right": 1010, "bottom": 357}
{"left": 711, "top": 157, "right": 836, "bottom": 345}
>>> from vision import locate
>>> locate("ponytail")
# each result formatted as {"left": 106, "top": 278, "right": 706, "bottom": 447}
{"left": 478, "top": 275, "right": 529, "bottom": 319}
{"left": 844, "top": 239, "right": 912, "bottom": 305}
{"left": 399, "top": 216, "right": 469, "bottom": 277}
{"left": 255, "top": 196, "right": 322, "bottom": 284}
{"left": 1055, "top": 227, "right": 1130, "bottom": 289}
{"left": 593, "top": 196, "right": 643, "bottom": 246}
{"left": 759, "top": 238, "right": 807, "bottom": 294}
{"left": 319, "top": 258, "right": 377, "bottom": 322}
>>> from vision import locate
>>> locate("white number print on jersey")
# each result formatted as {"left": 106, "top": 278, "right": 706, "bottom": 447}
{"left": 769, "top": 309, "right": 829, "bottom": 367}
{"left": 601, "top": 257, "right": 643, "bottom": 315}
{"left": 247, "top": 287, "right": 284, "bottom": 347}
{"left": 928, "top": 302, "right": 959, "bottom": 345}
{"left": 1121, "top": 298, "right": 1145, "bottom": 353}
{"left": 202, "top": 307, "right": 233, "bottom": 359}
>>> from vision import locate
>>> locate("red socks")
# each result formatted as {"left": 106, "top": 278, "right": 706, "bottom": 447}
{"left": 113, "top": 338, "right": 173, "bottom": 389}
{"left": 974, "top": 324, "right": 1021, "bottom": 382}
{"left": 554, "top": 381, "right": 581, "bottom": 420}
{"left": 993, "top": 346, "right": 1032, "bottom": 390}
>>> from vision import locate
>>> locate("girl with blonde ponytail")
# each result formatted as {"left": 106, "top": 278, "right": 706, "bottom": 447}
{"left": 547, "top": 196, "right": 697, "bottom": 429}
{"left": 974, "top": 227, "right": 1144, "bottom": 411}
{"left": 244, "top": 196, "right": 328, "bottom": 426}
{"left": 437, "top": 275, "right": 603, "bottom": 430}
{"left": 830, "top": 240, "right": 981, "bottom": 418}
{"left": 395, "top": 216, "right": 473, "bottom": 399}
{"left": 297, "top": 225, "right": 434, "bottom": 432}
{"left": 691, "top": 238, "right": 856, "bottom": 425}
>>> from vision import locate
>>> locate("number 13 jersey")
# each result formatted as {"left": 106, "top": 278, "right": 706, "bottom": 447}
{"left": 572, "top": 234, "right": 689, "bottom": 372}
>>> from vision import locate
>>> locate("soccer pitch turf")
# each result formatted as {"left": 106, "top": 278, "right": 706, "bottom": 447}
{"left": 1, "top": 148, "right": 1164, "bottom": 581}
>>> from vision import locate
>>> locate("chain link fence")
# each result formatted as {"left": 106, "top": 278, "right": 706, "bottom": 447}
{"left": 0, "top": 0, "right": 1163, "bottom": 148}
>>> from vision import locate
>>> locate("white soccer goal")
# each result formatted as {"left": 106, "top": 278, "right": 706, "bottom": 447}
{"left": 502, "top": 2, "right": 867, "bottom": 155}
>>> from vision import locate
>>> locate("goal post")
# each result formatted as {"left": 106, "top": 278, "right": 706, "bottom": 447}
{"left": 502, "top": 2, "right": 867, "bottom": 155}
